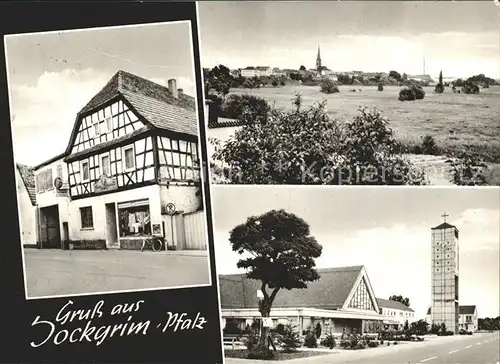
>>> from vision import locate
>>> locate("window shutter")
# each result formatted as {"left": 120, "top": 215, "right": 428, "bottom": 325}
{"left": 47, "top": 168, "right": 53, "bottom": 189}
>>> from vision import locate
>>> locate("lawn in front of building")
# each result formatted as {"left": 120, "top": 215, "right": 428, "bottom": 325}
{"left": 224, "top": 349, "right": 330, "bottom": 361}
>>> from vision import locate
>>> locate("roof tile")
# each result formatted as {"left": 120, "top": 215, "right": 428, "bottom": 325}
{"left": 16, "top": 163, "right": 36, "bottom": 205}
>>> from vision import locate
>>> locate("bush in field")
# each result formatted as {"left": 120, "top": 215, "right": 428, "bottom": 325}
{"left": 271, "top": 80, "right": 278, "bottom": 87}
{"left": 320, "top": 334, "right": 336, "bottom": 349}
{"left": 398, "top": 86, "right": 416, "bottom": 101}
{"left": 435, "top": 83, "right": 445, "bottom": 93}
{"left": 367, "top": 341, "right": 379, "bottom": 348}
{"left": 462, "top": 82, "right": 480, "bottom": 94}
{"left": 422, "top": 135, "right": 439, "bottom": 155}
{"left": 398, "top": 84, "right": 425, "bottom": 101}
{"left": 320, "top": 78, "right": 340, "bottom": 94}
{"left": 377, "top": 82, "right": 384, "bottom": 91}
{"left": 279, "top": 325, "right": 301, "bottom": 353}
{"left": 412, "top": 85, "right": 425, "bottom": 99}
{"left": 435, "top": 71, "right": 444, "bottom": 93}
{"left": 212, "top": 96, "right": 427, "bottom": 185}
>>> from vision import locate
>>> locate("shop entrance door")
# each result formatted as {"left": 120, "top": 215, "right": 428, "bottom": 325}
{"left": 40, "top": 205, "right": 61, "bottom": 249}
{"left": 105, "top": 203, "right": 119, "bottom": 249}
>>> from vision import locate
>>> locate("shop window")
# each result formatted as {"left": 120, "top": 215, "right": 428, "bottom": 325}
{"left": 80, "top": 206, "right": 93, "bottom": 229}
{"left": 118, "top": 201, "right": 151, "bottom": 237}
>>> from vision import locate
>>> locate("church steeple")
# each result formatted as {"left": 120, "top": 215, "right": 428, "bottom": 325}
{"left": 316, "top": 45, "right": 322, "bottom": 72}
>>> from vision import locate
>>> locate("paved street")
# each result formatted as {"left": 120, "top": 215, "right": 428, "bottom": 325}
{"left": 23, "top": 249, "right": 211, "bottom": 298}
{"left": 225, "top": 332, "right": 500, "bottom": 364}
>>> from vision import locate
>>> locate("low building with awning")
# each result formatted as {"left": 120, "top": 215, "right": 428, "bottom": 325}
{"left": 219, "top": 265, "right": 384, "bottom": 337}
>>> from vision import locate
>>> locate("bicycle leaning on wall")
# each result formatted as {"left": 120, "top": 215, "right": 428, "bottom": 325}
{"left": 140, "top": 236, "right": 164, "bottom": 252}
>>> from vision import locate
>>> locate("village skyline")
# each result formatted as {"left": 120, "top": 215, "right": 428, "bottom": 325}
{"left": 199, "top": 1, "right": 500, "bottom": 80}
{"left": 212, "top": 187, "right": 500, "bottom": 320}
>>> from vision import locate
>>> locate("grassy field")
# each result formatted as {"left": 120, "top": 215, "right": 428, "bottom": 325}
{"left": 228, "top": 84, "right": 500, "bottom": 162}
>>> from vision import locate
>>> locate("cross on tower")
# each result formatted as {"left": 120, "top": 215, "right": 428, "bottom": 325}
{"left": 441, "top": 212, "right": 449, "bottom": 222}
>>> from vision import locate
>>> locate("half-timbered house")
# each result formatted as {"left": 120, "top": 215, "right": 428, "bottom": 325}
{"left": 33, "top": 70, "right": 204, "bottom": 250}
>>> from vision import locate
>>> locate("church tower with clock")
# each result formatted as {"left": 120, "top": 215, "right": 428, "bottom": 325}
{"left": 430, "top": 213, "right": 460, "bottom": 334}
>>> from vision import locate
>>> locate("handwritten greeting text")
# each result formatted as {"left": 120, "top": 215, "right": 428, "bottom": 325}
{"left": 30, "top": 299, "right": 207, "bottom": 348}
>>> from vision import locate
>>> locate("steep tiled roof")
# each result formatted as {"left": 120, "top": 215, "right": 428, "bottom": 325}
{"left": 78, "top": 70, "right": 198, "bottom": 136}
{"left": 377, "top": 298, "right": 414, "bottom": 312}
{"left": 16, "top": 163, "right": 36, "bottom": 205}
{"left": 459, "top": 305, "right": 476, "bottom": 315}
{"left": 219, "top": 266, "right": 363, "bottom": 310}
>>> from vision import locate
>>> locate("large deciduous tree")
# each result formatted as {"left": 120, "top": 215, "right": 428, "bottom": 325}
{"left": 206, "top": 64, "right": 234, "bottom": 100}
{"left": 229, "top": 209, "right": 322, "bottom": 349}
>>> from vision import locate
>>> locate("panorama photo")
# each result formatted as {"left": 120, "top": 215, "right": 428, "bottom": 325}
{"left": 6, "top": 21, "right": 212, "bottom": 299}
{"left": 199, "top": 1, "right": 500, "bottom": 186}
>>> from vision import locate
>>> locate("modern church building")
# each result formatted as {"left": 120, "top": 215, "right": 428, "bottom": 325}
{"left": 429, "top": 217, "right": 460, "bottom": 334}
{"left": 219, "top": 265, "right": 385, "bottom": 337}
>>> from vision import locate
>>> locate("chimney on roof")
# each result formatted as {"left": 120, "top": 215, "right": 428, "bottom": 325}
{"left": 177, "top": 88, "right": 184, "bottom": 94}
{"left": 168, "top": 79, "right": 178, "bottom": 99}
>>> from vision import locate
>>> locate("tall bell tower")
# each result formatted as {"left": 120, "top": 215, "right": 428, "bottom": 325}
{"left": 431, "top": 213, "right": 459, "bottom": 334}
{"left": 316, "top": 45, "right": 322, "bottom": 75}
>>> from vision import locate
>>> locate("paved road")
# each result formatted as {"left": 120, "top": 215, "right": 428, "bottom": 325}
{"left": 23, "top": 249, "right": 211, "bottom": 298}
{"left": 225, "top": 332, "right": 500, "bottom": 364}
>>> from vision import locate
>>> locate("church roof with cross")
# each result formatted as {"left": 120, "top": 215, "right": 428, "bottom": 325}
{"left": 432, "top": 213, "right": 459, "bottom": 231}
{"left": 219, "top": 265, "right": 380, "bottom": 313}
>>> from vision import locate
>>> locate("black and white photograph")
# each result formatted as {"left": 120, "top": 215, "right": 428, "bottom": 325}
{"left": 212, "top": 186, "right": 500, "bottom": 363}
{"left": 199, "top": 1, "right": 500, "bottom": 186}
{"left": 6, "top": 20, "right": 213, "bottom": 299}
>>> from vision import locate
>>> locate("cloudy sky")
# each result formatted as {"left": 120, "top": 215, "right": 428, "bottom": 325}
{"left": 5, "top": 21, "right": 196, "bottom": 166}
{"left": 199, "top": 1, "right": 500, "bottom": 79}
{"left": 212, "top": 187, "right": 500, "bottom": 319}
